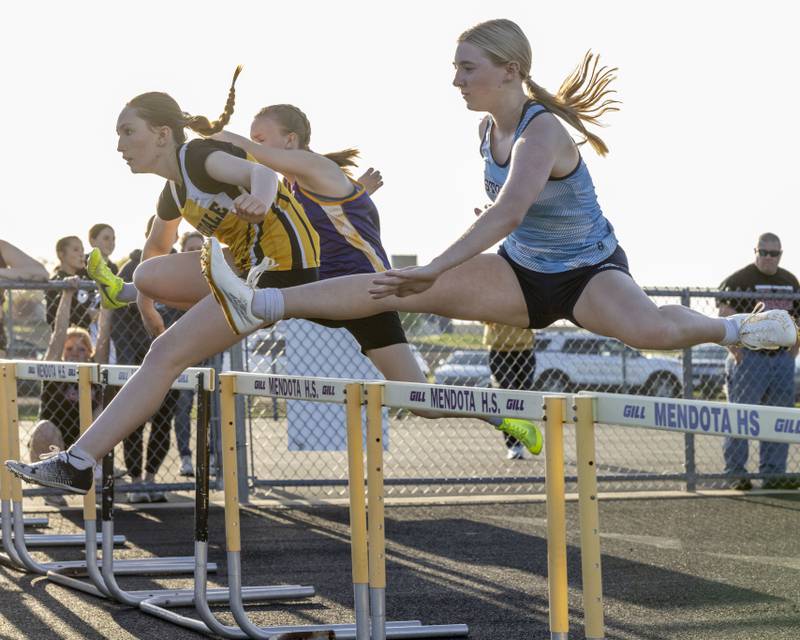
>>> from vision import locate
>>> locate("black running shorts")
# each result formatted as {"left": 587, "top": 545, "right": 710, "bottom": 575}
{"left": 498, "top": 244, "right": 632, "bottom": 329}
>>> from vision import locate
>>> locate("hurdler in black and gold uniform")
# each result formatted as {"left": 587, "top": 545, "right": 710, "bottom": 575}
{"left": 157, "top": 138, "right": 320, "bottom": 286}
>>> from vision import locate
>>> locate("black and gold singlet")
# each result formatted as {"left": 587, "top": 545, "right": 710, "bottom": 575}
{"left": 157, "top": 139, "right": 320, "bottom": 273}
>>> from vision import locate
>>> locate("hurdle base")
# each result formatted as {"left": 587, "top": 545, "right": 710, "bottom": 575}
{"left": 47, "top": 558, "right": 217, "bottom": 576}
{"left": 140, "top": 585, "right": 319, "bottom": 637}
{"left": 3, "top": 533, "right": 126, "bottom": 548}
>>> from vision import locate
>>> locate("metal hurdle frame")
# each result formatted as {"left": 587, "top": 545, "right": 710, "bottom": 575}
{"left": 207, "top": 372, "right": 466, "bottom": 639}
{"left": 376, "top": 381, "right": 588, "bottom": 640}
{"left": 0, "top": 361, "right": 135, "bottom": 577}
{"left": 46, "top": 364, "right": 223, "bottom": 600}
{"left": 138, "top": 369, "right": 315, "bottom": 637}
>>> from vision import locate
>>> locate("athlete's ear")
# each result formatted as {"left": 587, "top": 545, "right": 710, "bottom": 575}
{"left": 155, "top": 125, "right": 173, "bottom": 147}
{"left": 505, "top": 61, "right": 521, "bottom": 82}
{"left": 285, "top": 131, "right": 298, "bottom": 149}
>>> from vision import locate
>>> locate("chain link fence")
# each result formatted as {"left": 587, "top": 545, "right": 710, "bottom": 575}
{"left": 3, "top": 282, "right": 799, "bottom": 500}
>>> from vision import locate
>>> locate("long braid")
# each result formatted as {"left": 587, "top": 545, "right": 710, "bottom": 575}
{"left": 184, "top": 65, "right": 243, "bottom": 136}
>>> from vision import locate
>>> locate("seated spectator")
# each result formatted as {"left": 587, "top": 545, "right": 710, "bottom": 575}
{"left": 28, "top": 277, "right": 102, "bottom": 505}
{"left": 45, "top": 236, "right": 94, "bottom": 331}
{"left": 0, "top": 239, "right": 49, "bottom": 357}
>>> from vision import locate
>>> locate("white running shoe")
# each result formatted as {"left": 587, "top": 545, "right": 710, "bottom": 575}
{"left": 731, "top": 302, "right": 799, "bottom": 350}
{"left": 201, "top": 237, "right": 265, "bottom": 335}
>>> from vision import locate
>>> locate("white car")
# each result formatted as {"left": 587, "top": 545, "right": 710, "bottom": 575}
{"left": 433, "top": 330, "right": 684, "bottom": 398}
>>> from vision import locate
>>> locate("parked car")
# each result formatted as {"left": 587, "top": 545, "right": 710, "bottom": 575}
{"left": 433, "top": 350, "right": 492, "bottom": 387}
{"left": 432, "top": 331, "right": 684, "bottom": 397}
{"left": 683, "top": 343, "right": 728, "bottom": 399}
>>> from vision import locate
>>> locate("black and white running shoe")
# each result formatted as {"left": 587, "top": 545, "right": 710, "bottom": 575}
{"left": 5, "top": 451, "right": 94, "bottom": 495}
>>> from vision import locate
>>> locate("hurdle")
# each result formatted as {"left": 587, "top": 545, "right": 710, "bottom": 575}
{"left": 138, "top": 368, "right": 316, "bottom": 636}
{"left": 376, "top": 380, "right": 579, "bottom": 640}
{"left": 46, "top": 364, "right": 224, "bottom": 600}
{"left": 0, "top": 361, "right": 212, "bottom": 579}
{"left": 0, "top": 362, "right": 142, "bottom": 576}
{"left": 185, "top": 372, "right": 465, "bottom": 639}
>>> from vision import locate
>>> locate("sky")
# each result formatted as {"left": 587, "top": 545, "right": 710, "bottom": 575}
{"left": 2, "top": 1, "right": 798, "bottom": 286}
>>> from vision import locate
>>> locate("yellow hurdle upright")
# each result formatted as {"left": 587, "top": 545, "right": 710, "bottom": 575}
{"left": 544, "top": 395, "right": 569, "bottom": 640}
{"left": 574, "top": 396, "right": 605, "bottom": 640}
{"left": 345, "top": 382, "right": 371, "bottom": 640}
{"left": 366, "top": 384, "right": 388, "bottom": 640}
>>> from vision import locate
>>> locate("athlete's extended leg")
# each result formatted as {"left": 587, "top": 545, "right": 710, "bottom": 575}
{"left": 203, "top": 236, "right": 531, "bottom": 328}
{"left": 573, "top": 270, "right": 797, "bottom": 350}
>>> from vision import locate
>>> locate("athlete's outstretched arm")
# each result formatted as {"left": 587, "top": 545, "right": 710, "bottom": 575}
{"left": 370, "top": 114, "right": 561, "bottom": 299}
{"left": 204, "top": 150, "right": 279, "bottom": 222}
{"left": 212, "top": 130, "right": 351, "bottom": 197}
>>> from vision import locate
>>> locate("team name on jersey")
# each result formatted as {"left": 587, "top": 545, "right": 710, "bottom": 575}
{"left": 484, "top": 178, "right": 501, "bottom": 197}
{"left": 194, "top": 200, "right": 229, "bottom": 236}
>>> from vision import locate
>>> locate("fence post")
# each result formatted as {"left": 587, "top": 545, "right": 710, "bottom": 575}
{"left": 227, "top": 344, "right": 251, "bottom": 504}
{"left": 680, "top": 289, "right": 697, "bottom": 492}
{"left": 5, "top": 289, "right": 13, "bottom": 354}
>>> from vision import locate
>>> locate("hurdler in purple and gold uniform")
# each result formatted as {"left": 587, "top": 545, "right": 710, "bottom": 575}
{"left": 290, "top": 177, "right": 406, "bottom": 352}
{"left": 292, "top": 181, "right": 390, "bottom": 280}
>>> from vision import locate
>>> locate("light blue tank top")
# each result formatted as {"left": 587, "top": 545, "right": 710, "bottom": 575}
{"left": 482, "top": 101, "right": 618, "bottom": 273}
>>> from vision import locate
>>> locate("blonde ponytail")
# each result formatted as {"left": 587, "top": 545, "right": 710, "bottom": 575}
{"left": 523, "top": 52, "right": 619, "bottom": 156}
{"left": 459, "top": 19, "right": 620, "bottom": 155}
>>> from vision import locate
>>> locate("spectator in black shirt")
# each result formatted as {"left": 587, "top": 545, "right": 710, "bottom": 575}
{"left": 718, "top": 232, "right": 800, "bottom": 490}
{"left": 45, "top": 236, "right": 95, "bottom": 330}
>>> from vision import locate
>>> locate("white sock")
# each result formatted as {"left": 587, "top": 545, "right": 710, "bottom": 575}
{"left": 251, "top": 288, "right": 285, "bottom": 323}
{"left": 119, "top": 283, "right": 138, "bottom": 303}
{"left": 719, "top": 317, "right": 741, "bottom": 346}
{"left": 66, "top": 445, "right": 96, "bottom": 470}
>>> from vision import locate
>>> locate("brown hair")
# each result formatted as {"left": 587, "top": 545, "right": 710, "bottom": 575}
{"left": 64, "top": 327, "right": 94, "bottom": 360}
{"left": 55, "top": 235, "right": 81, "bottom": 258}
{"left": 255, "top": 104, "right": 360, "bottom": 174}
{"left": 88, "top": 223, "right": 113, "bottom": 242}
{"left": 128, "top": 66, "right": 243, "bottom": 143}
{"left": 179, "top": 231, "right": 204, "bottom": 251}
{"left": 459, "top": 19, "right": 620, "bottom": 155}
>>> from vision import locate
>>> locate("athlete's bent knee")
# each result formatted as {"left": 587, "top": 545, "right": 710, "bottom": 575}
{"left": 141, "top": 335, "right": 190, "bottom": 378}
{"left": 132, "top": 260, "right": 159, "bottom": 298}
